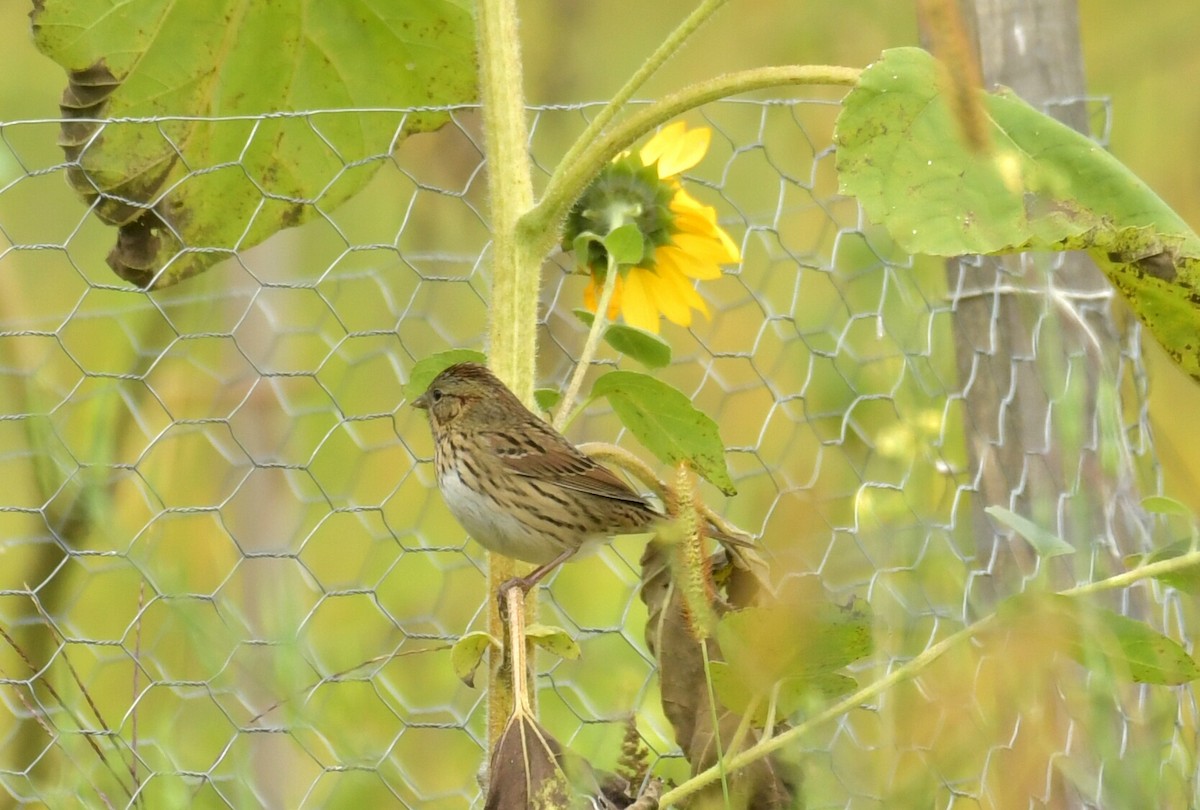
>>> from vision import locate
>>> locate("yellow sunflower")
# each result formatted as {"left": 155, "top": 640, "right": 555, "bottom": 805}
{"left": 565, "top": 122, "right": 742, "bottom": 334}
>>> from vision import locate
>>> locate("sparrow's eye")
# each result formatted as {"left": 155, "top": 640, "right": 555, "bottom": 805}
{"left": 430, "top": 388, "right": 443, "bottom": 402}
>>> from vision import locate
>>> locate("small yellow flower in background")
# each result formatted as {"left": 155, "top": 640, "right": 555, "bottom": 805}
{"left": 565, "top": 122, "right": 742, "bottom": 334}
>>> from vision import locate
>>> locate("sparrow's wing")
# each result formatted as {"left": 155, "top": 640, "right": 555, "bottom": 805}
{"left": 481, "top": 426, "right": 652, "bottom": 507}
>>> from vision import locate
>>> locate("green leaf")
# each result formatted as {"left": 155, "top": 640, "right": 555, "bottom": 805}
{"left": 32, "top": 0, "right": 477, "bottom": 288}
{"left": 405, "top": 349, "right": 486, "bottom": 401}
{"left": 572, "top": 308, "right": 672, "bottom": 368}
{"left": 571, "top": 233, "right": 603, "bottom": 272}
{"left": 985, "top": 506, "right": 1076, "bottom": 558}
{"left": 602, "top": 325, "right": 672, "bottom": 369}
{"left": 715, "top": 598, "right": 873, "bottom": 693}
{"left": 603, "top": 223, "right": 646, "bottom": 266}
{"left": 525, "top": 624, "right": 581, "bottom": 660}
{"left": 710, "top": 663, "right": 858, "bottom": 725}
{"left": 590, "top": 370, "right": 736, "bottom": 496}
{"left": 451, "top": 631, "right": 499, "bottom": 688}
{"left": 997, "top": 594, "right": 1200, "bottom": 685}
{"left": 534, "top": 388, "right": 562, "bottom": 412}
{"left": 709, "top": 594, "right": 870, "bottom": 724}
{"left": 836, "top": 47, "right": 1200, "bottom": 383}
{"left": 708, "top": 661, "right": 756, "bottom": 715}
{"left": 1141, "top": 495, "right": 1195, "bottom": 518}
{"left": 1088, "top": 610, "right": 1200, "bottom": 685}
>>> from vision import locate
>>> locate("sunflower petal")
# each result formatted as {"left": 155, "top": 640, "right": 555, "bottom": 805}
{"left": 606, "top": 276, "right": 624, "bottom": 319}
{"left": 583, "top": 278, "right": 599, "bottom": 312}
{"left": 640, "top": 123, "right": 711, "bottom": 178}
{"left": 668, "top": 197, "right": 741, "bottom": 263}
{"left": 639, "top": 122, "right": 686, "bottom": 171}
{"left": 668, "top": 232, "right": 740, "bottom": 268}
{"left": 669, "top": 187, "right": 715, "bottom": 219}
{"left": 656, "top": 244, "right": 719, "bottom": 282}
{"left": 619, "top": 271, "right": 662, "bottom": 333}
{"left": 641, "top": 264, "right": 694, "bottom": 327}
{"left": 654, "top": 251, "right": 710, "bottom": 320}
{"left": 585, "top": 274, "right": 623, "bottom": 320}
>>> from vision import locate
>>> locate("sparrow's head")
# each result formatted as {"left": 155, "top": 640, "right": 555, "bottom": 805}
{"left": 412, "top": 362, "right": 523, "bottom": 430}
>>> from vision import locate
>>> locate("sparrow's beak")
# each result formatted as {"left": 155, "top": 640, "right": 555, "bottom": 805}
{"left": 412, "top": 392, "right": 429, "bottom": 410}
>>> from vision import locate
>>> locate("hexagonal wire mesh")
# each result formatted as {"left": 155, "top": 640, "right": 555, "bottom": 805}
{"left": 0, "top": 98, "right": 1195, "bottom": 808}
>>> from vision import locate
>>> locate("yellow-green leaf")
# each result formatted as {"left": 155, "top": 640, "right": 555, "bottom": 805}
{"left": 32, "top": 0, "right": 477, "bottom": 288}
{"left": 836, "top": 47, "right": 1200, "bottom": 383}
{"left": 534, "top": 388, "right": 562, "bottom": 412}
{"left": 591, "top": 370, "right": 735, "bottom": 495}
{"left": 1141, "top": 495, "right": 1195, "bottom": 518}
{"left": 715, "top": 597, "right": 873, "bottom": 693}
{"left": 710, "top": 662, "right": 857, "bottom": 725}
{"left": 573, "top": 309, "right": 672, "bottom": 369}
{"left": 997, "top": 594, "right": 1200, "bottom": 685}
{"left": 603, "top": 223, "right": 647, "bottom": 266}
{"left": 451, "top": 631, "right": 499, "bottom": 688}
{"left": 525, "top": 624, "right": 580, "bottom": 660}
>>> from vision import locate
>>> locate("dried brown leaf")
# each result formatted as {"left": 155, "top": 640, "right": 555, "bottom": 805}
{"left": 640, "top": 541, "right": 802, "bottom": 808}
{"left": 485, "top": 712, "right": 571, "bottom": 810}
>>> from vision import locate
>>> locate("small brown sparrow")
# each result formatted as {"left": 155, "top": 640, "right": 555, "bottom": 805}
{"left": 413, "top": 362, "right": 665, "bottom": 587}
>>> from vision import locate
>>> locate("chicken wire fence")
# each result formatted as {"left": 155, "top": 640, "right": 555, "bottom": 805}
{"left": 0, "top": 98, "right": 1194, "bottom": 809}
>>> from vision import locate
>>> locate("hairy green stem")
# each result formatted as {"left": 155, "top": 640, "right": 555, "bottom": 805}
{"left": 659, "top": 548, "right": 1200, "bottom": 805}
{"left": 553, "top": 254, "right": 619, "bottom": 432}
{"left": 476, "top": 0, "right": 538, "bottom": 747}
{"left": 699, "top": 641, "right": 732, "bottom": 805}
{"left": 551, "top": 0, "right": 730, "bottom": 201}
{"left": 479, "top": 0, "right": 538, "bottom": 400}
{"left": 520, "top": 64, "right": 862, "bottom": 261}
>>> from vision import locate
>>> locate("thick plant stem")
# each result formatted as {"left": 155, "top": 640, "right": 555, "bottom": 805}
{"left": 477, "top": 0, "right": 539, "bottom": 748}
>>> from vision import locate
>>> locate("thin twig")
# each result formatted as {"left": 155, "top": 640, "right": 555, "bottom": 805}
{"left": 131, "top": 581, "right": 144, "bottom": 798}
{"left": 0, "top": 606, "right": 135, "bottom": 801}
{"left": 504, "top": 586, "right": 531, "bottom": 713}
{"left": 547, "top": 0, "right": 731, "bottom": 214}
{"left": 28, "top": 591, "right": 137, "bottom": 793}
{"left": 554, "top": 255, "right": 620, "bottom": 432}
{"left": 699, "top": 642, "right": 732, "bottom": 805}
{"left": 247, "top": 644, "right": 451, "bottom": 724}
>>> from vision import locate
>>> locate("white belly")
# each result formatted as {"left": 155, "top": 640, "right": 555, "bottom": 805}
{"left": 438, "top": 469, "right": 565, "bottom": 564}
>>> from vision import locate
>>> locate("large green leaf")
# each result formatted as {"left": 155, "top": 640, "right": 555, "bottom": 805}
{"left": 711, "top": 591, "right": 872, "bottom": 721}
{"left": 716, "top": 599, "right": 873, "bottom": 690}
{"left": 32, "top": 0, "right": 477, "bottom": 288}
{"left": 709, "top": 662, "right": 858, "bottom": 725}
{"left": 836, "top": 47, "right": 1200, "bottom": 382}
{"left": 997, "top": 594, "right": 1200, "bottom": 686}
{"left": 591, "top": 370, "right": 735, "bottom": 495}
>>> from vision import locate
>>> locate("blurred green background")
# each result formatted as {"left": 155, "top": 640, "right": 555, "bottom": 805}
{"left": 1, "top": 2, "right": 1198, "bottom": 808}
